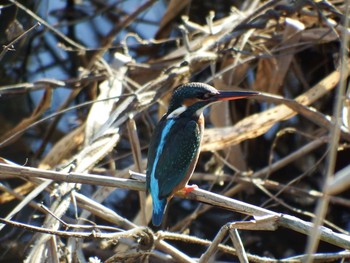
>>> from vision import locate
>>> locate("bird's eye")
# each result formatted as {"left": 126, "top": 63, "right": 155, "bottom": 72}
{"left": 199, "top": 93, "right": 214, "bottom": 100}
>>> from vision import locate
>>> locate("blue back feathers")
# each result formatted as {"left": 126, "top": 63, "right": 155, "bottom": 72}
{"left": 149, "top": 119, "right": 175, "bottom": 226}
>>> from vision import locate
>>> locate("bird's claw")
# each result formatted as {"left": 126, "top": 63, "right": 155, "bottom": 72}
{"left": 181, "top": 184, "right": 198, "bottom": 195}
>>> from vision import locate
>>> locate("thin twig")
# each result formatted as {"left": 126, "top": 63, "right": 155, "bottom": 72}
{"left": 0, "top": 217, "right": 148, "bottom": 239}
{"left": 0, "top": 22, "right": 40, "bottom": 61}
{"left": 229, "top": 229, "right": 249, "bottom": 263}
{"left": 304, "top": 0, "right": 350, "bottom": 261}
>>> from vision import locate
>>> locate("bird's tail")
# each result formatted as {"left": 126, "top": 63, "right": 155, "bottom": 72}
{"left": 152, "top": 198, "right": 167, "bottom": 226}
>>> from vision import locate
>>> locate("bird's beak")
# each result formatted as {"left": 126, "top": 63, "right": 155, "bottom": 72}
{"left": 213, "top": 91, "right": 259, "bottom": 101}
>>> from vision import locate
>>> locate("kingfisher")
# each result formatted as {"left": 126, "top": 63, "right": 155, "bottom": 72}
{"left": 146, "top": 82, "right": 258, "bottom": 226}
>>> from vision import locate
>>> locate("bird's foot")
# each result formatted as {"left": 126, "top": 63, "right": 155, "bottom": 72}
{"left": 183, "top": 184, "right": 198, "bottom": 194}
{"left": 175, "top": 184, "right": 198, "bottom": 197}
{"left": 184, "top": 184, "right": 198, "bottom": 193}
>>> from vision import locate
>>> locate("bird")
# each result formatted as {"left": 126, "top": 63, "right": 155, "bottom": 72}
{"left": 146, "top": 82, "right": 258, "bottom": 226}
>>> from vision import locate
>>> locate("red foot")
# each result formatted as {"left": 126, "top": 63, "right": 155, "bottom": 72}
{"left": 183, "top": 184, "right": 198, "bottom": 194}
{"left": 175, "top": 184, "right": 198, "bottom": 196}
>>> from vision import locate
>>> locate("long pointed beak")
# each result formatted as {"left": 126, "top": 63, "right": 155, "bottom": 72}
{"left": 213, "top": 90, "right": 259, "bottom": 101}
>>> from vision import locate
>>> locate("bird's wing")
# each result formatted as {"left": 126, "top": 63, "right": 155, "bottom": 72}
{"left": 155, "top": 119, "right": 201, "bottom": 199}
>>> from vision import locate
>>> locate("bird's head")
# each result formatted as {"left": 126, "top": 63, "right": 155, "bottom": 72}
{"left": 167, "top": 82, "right": 258, "bottom": 118}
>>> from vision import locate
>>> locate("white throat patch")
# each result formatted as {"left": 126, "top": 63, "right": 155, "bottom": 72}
{"left": 166, "top": 105, "right": 187, "bottom": 119}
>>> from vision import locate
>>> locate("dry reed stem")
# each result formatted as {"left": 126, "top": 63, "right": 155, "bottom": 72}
{"left": 0, "top": 163, "right": 349, "bottom": 250}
